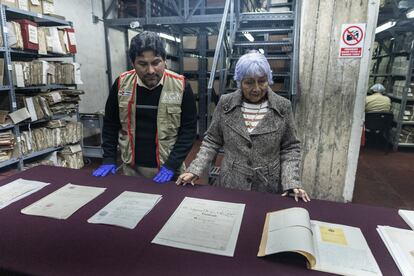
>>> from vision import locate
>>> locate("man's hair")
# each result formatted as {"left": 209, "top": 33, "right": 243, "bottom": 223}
{"left": 129, "top": 31, "right": 166, "bottom": 62}
{"left": 234, "top": 51, "right": 274, "bottom": 87}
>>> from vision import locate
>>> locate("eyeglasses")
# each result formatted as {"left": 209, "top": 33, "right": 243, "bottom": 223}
{"left": 242, "top": 78, "right": 268, "bottom": 88}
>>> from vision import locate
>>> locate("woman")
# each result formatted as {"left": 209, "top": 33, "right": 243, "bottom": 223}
{"left": 176, "top": 51, "right": 310, "bottom": 202}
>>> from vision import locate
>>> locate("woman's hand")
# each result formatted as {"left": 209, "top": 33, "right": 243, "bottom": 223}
{"left": 282, "top": 188, "right": 311, "bottom": 202}
{"left": 176, "top": 172, "right": 199, "bottom": 186}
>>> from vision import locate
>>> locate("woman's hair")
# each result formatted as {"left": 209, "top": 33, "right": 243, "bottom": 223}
{"left": 129, "top": 31, "right": 166, "bottom": 62}
{"left": 234, "top": 51, "right": 273, "bottom": 87}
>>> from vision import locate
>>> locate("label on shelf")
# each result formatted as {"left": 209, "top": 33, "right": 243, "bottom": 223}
{"left": 7, "top": 64, "right": 12, "bottom": 71}
{"left": 28, "top": 25, "right": 39, "bottom": 44}
{"left": 12, "top": 102, "right": 16, "bottom": 109}
{"left": 3, "top": 27, "right": 7, "bottom": 34}
{"left": 68, "top": 32, "right": 77, "bottom": 46}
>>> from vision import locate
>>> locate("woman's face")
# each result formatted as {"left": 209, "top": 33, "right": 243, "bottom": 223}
{"left": 241, "top": 75, "right": 269, "bottom": 103}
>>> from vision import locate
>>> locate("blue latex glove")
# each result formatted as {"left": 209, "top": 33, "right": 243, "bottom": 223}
{"left": 153, "top": 166, "right": 174, "bottom": 184}
{"left": 92, "top": 164, "right": 116, "bottom": 177}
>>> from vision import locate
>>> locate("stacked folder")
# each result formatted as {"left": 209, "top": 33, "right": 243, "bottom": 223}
{"left": 0, "top": 130, "right": 15, "bottom": 162}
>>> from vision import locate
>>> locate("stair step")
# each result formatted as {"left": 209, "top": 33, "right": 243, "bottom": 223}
{"left": 234, "top": 41, "right": 292, "bottom": 47}
{"left": 227, "top": 72, "right": 291, "bottom": 77}
{"left": 237, "top": 27, "right": 293, "bottom": 34}
{"left": 231, "top": 55, "right": 291, "bottom": 60}
{"left": 240, "top": 12, "right": 294, "bottom": 22}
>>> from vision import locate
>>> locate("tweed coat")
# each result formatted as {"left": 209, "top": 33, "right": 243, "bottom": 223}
{"left": 187, "top": 89, "right": 302, "bottom": 193}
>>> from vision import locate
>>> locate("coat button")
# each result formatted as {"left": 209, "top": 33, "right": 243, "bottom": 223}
{"left": 247, "top": 160, "right": 252, "bottom": 166}
{"left": 247, "top": 142, "right": 252, "bottom": 148}
{"left": 246, "top": 178, "right": 252, "bottom": 183}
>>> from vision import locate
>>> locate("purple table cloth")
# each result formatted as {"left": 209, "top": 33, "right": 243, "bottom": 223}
{"left": 0, "top": 165, "right": 407, "bottom": 276}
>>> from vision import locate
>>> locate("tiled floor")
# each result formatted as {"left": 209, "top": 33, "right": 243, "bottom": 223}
{"left": 1, "top": 140, "right": 413, "bottom": 209}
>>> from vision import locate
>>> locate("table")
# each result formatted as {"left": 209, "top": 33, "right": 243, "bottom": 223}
{"left": 0, "top": 165, "right": 407, "bottom": 276}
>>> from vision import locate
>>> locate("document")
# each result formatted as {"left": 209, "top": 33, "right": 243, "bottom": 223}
{"left": 9, "top": 107, "right": 31, "bottom": 124}
{"left": 21, "top": 183, "right": 106, "bottom": 219}
{"left": 258, "top": 207, "right": 382, "bottom": 276}
{"left": 399, "top": 209, "right": 414, "bottom": 230}
{"left": 377, "top": 225, "right": 414, "bottom": 276}
{"left": 88, "top": 191, "right": 162, "bottom": 229}
{"left": 152, "top": 197, "right": 245, "bottom": 257}
{"left": 0, "top": 178, "right": 50, "bottom": 209}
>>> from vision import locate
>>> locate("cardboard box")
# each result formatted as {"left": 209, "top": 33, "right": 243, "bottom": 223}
{"left": 208, "top": 35, "right": 218, "bottom": 50}
{"left": 165, "top": 59, "right": 179, "bottom": 72}
{"left": 15, "top": 19, "right": 39, "bottom": 51}
{"left": 188, "top": 80, "right": 198, "bottom": 94}
{"left": 28, "top": 0, "right": 42, "bottom": 13}
{"left": 0, "top": 0, "right": 18, "bottom": 8}
{"left": 42, "top": 0, "right": 54, "bottom": 14}
{"left": 269, "top": 60, "right": 289, "bottom": 71}
{"left": 183, "top": 57, "right": 198, "bottom": 71}
{"left": 183, "top": 36, "right": 197, "bottom": 49}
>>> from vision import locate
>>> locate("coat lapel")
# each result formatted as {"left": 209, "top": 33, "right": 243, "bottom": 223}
{"left": 222, "top": 90, "right": 252, "bottom": 142}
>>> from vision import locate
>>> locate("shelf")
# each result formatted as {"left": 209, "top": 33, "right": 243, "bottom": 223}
{"left": 372, "top": 52, "right": 409, "bottom": 59}
{"left": 0, "top": 158, "right": 19, "bottom": 169}
{"left": 387, "top": 94, "right": 414, "bottom": 103}
{"left": 5, "top": 6, "right": 71, "bottom": 26}
{"left": 10, "top": 49, "right": 74, "bottom": 58}
{"left": 14, "top": 84, "right": 74, "bottom": 91}
{"left": 397, "top": 143, "right": 414, "bottom": 148}
{"left": 19, "top": 112, "right": 77, "bottom": 126}
{"left": 22, "top": 146, "right": 63, "bottom": 161}
{"left": 400, "top": 121, "right": 414, "bottom": 125}
{"left": 370, "top": 74, "right": 406, "bottom": 78}
{"left": 0, "top": 124, "right": 15, "bottom": 130}
{"left": 0, "top": 85, "right": 11, "bottom": 91}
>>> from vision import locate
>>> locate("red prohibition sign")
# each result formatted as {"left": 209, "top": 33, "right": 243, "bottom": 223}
{"left": 342, "top": 26, "right": 363, "bottom": 46}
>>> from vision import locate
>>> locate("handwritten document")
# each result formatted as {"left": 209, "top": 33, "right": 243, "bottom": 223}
{"left": 152, "top": 197, "right": 245, "bottom": 257}
{"left": 21, "top": 183, "right": 106, "bottom": 219}
{"left": 0, "top": 178, "right": 50, "bottom": 209}
{"left": 88, "top": 191, "right": 162, "bottom": 229}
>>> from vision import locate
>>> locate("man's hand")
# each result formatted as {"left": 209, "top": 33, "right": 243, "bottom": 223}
{"left": 176, "top": 172, "right": 199, "bottom": 186}
{"left": 92, "top": 164, "right": 117, "bottom": 177}
{"left": 153, "top": 166, "right": 174, "bottom": 184}
{"left": 282, "top": 188, "right": 311, "bottom": 202}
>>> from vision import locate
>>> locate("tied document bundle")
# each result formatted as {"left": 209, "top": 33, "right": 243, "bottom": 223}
{"left": 88, "top": 191, "right": 162, "bottom": 229}
{"left": 21, "top": 183, "right": 106, "bottom": 219}
{"left": 0, "top": 178, "right": 50, "bottom": 209}
{"left": 258, "top": 207, "right": 382, "bottom": 276}
{"left": 152, "top": 197, "right": 245, "bottom": 257}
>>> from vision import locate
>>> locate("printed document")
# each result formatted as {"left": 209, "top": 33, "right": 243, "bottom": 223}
{"left": 88, "top": 191, "right": 162, "bottom": 229}
{"left": 21, "top": 183, "right": 106, "bottom": 219}
{"left": 0, "top": 178, "right": 49, "bottom": 209}
{"left": 377, "top": 225, "right": 414, "bottom": 276}
{"left": 258, "top": 207, "right": 382, "bottom": 276}
{"left": 152, "top": 197, "right": 245, "bottom": 257}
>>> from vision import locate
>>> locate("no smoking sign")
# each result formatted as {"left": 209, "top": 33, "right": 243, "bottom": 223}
{"left": 339, "top": 23, "right": 366, "bottom": 58}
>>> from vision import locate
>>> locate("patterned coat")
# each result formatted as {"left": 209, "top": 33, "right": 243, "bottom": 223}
{"left": 187, "top": 89, "right": 302, "bottom": 193}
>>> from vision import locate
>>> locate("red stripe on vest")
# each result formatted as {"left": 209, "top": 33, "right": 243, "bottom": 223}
{"left": 155, "top": 132, "right": 160, "bottom": 169}
{"left": 127, "top": 76, "right": 137, "bottom": 165}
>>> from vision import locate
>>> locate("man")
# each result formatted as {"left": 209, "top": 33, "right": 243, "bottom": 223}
{"left": 366, "top": 83, "right": 391, "bottom": 113}
{"left": 93, "top": 31, "right": 197, "bottom": 183}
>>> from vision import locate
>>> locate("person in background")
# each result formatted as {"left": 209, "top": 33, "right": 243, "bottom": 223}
{"left": 176, "top": 51, "right": 310, "bottom": 202}
{"left": 93, "top": 31, "right": 197, "bottom": 183}
{"left": 366, "top": 83, "right": 391, "bottom": 113}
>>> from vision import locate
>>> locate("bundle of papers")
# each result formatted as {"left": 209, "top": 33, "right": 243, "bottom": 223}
{"left": 21, "top": 183, "right": 106, "bottom": 219}
{"left": 88, "top": 191, "right": 162, "bottom": 229}
{"left": 0, "top": 178, "right": 50, "bottom": 209}
{"left": 152, "top": 197, "right": 245, "bottom": 257}
{"left": 0, "top": 130, "right": 15, "bottom": 162}
{"left": 377, "top": 226, "right": 414, "bottom": 276}
{"left": 57, "top": 144, "right": 84, "bottom": 169}
{"left": 399, "top": 209, "right": 414, "bottom": 230}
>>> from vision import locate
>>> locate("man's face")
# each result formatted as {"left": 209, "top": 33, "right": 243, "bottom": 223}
{"left": 133, "top": 50, "right": 165, "bottom": 88}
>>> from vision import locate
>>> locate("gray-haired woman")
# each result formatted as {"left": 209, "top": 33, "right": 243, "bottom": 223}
{"left": 176, "top": 51, "right": 310, "bottom": 202}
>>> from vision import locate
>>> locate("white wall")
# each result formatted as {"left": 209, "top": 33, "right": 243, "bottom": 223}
{"left": 54, "top": 0, "right": 126, "bottom": 113}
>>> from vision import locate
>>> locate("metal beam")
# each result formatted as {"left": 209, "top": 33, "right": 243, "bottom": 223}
{"left": 105, "top": 14, "right": 225, "bottom": 26}
{"left": 187, "top": 0, "right": 204, "bottom": 19}
{"left": 103, "top": 0, "right": 117, "bottom": 19}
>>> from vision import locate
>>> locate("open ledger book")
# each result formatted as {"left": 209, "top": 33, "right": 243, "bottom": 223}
{"left": 258, "top": 207, "right": 382, "bottom": 276}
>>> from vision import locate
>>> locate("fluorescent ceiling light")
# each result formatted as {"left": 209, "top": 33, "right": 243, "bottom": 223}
{"left": 158, "top": 32, "right": 181, "bottom": 43}
{"left": 243, "top": 32, "right": 254, "bottom": 42}
{"left": 407, "top": 8, "right": 414, "bottom": 19}
{"left": 375, "top": 20, "right": 396, "bottom": 34}
{"left": 258, "top": 48, "right": 264, "bottom": 54}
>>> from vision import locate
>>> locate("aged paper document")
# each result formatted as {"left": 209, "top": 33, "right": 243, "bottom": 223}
{"left": 152, "top": 197, "right": 245, "bottom": 257}
{"left": 88, "top": 191, "right": 162, "bottom": 229}
{"left": 21, "top": 183, "right": 106, "bottom": 219}
{"left": 0, "top": 178, "right": 50, "bottom": 209}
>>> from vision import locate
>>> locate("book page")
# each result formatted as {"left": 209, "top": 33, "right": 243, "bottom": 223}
{"left": 398, "top": 210, "right": 414, "bottom": 230}
{"left": 21, "top": 183, "right": 106, "bottom": 219}
{"left": 377, "top": 225, "right": 414, "bottom": 276}
{"left": 88, "top": 191, "right": 162, "bottom": 229}
{"left": 152, "top": 197, "right": 245, "bottom": 257}
{"left": 0, "top": 178, "right": 50, "bottom": 209}
{"left": 257, "top": 207, "right": 316, "bottom": 266}
{"left": 311, "top": 220, "right": 382, "bottom": 276}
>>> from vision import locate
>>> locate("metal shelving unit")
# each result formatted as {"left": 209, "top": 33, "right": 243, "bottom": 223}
{"left": 0, "top": 4, "right": 78, "bottom": 170}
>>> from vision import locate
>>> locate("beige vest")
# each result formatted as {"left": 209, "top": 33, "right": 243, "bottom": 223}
{"left": 117, "top": 69, "right": 185, "bottom": 173}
